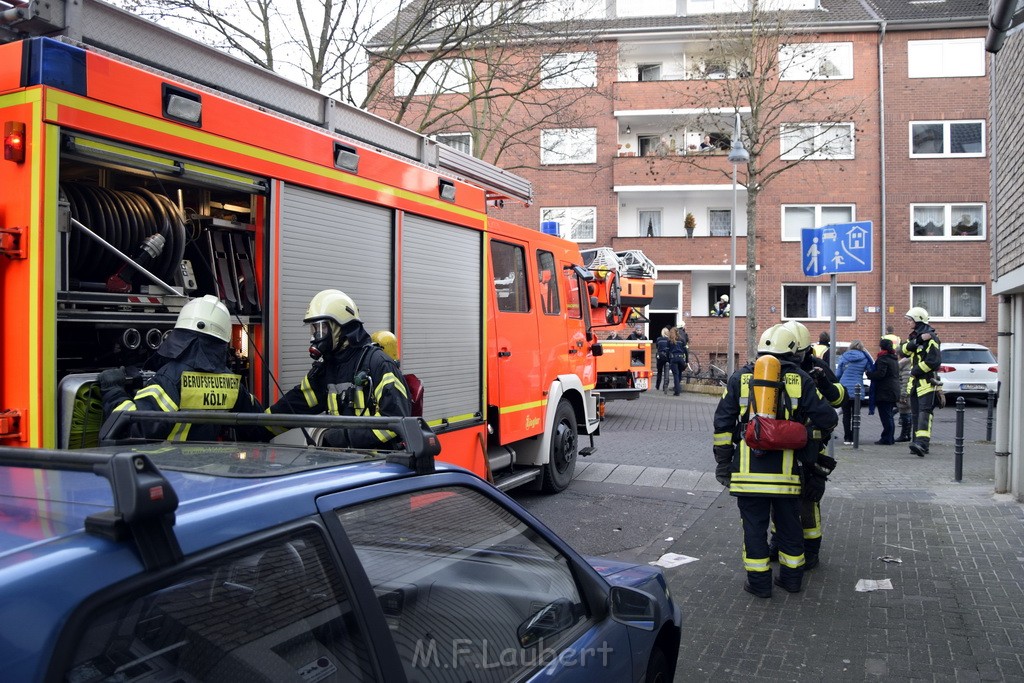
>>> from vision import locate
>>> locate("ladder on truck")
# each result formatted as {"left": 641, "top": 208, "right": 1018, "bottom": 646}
{"left": 0, "top": 0, "right": 532, "bottom": 205}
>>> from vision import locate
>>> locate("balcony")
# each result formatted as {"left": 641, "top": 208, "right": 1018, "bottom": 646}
{"left": 612, "top": 154, "right": 736, "bottom": 188}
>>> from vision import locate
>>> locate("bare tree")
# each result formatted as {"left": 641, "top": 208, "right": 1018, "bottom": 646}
{"left": 650, "top": 3, "right": 871, "bottom": 359}
{"left": 113, "top": 0, "right": 612, "bottom": 170}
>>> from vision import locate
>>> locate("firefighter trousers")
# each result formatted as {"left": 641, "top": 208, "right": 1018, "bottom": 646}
{"left": 909, "top": 379, "right": 935, "bottom": 446}
{"left": 737, "top": 496, "right": 804, "bottom": 593}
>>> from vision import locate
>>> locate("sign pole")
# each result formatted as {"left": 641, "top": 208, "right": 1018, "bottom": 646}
{"left": 829, "top": 274, "right": 838, "bottom": 373}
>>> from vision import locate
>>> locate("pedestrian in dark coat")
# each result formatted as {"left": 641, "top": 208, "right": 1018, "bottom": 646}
{"left": 866, "top": 338, "right": 901, "bottom": 444}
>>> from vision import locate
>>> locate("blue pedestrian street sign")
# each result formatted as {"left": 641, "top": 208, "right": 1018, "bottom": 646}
{"left": 801, "top": 221, "right": 873, "bottom": 276}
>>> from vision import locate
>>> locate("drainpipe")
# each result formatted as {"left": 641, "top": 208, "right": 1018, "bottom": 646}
{"left": 877, "top": 20, "right": 888, "bottom": 336}
{"left": 995, "top": 295, "right": 1011, "bottom": 493}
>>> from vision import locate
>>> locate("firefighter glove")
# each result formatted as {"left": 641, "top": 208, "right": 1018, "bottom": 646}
{"left": 715, "top": 461, "right": 732, "bottom": 487}
{"left": 98, "top": 367, "right": 127, "bottom": 393}
{"left": 815, "top": 454, "right": 837, "bottom": 477}
{"left": 713, "top": 444, "right": 735, "bottom": 464}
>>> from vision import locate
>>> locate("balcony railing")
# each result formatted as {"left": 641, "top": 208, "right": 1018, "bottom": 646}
{"left": 612, "top": 154, "right": 735, "bottom": 187}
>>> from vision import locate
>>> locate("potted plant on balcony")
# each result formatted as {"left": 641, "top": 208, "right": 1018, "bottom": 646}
{"left": 685, "top": 212, "right": 696, "bottom": 239}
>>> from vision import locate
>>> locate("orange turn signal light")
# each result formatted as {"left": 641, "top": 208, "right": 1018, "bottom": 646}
{"left": 4, "top": 122, "right": 26, "bottom": 163}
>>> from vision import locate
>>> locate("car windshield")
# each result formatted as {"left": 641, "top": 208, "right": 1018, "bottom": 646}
{"left": 942, "top": 349, "right": 995, "bottom": 364}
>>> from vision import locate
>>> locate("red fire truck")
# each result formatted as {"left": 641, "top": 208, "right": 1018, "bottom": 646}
{"left": 0, "top": 0, "right": 646, "bottom": 492}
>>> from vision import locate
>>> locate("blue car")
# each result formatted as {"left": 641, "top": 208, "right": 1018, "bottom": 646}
{"left": 0, "top": 412, "right": 680, "bottom": 682}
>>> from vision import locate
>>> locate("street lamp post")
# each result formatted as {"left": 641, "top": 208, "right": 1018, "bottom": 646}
{"left": 727, "top": 112, "right": 749, "bottom": 377}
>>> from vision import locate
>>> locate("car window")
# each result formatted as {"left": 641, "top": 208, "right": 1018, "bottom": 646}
{"left": 65, "top": 527, "right": 378, "bottom": 682}
{"left": 942, "top": 349, "right": 995, "bottom": 364}
{"left": 336, "top": 486, "right": 588, "bottom": 682}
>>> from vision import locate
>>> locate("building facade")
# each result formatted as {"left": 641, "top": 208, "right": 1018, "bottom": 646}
{"left": 371, "top": 0, "right": 993, "bottom": 369}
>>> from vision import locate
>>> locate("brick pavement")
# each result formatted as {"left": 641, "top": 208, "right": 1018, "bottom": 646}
{"left": 601, "top": 390, "right": 1024, "bottom": 681}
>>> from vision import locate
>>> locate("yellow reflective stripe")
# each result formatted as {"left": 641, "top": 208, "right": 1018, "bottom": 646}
{"left": 372, "top": 428, "right": 396, "bottom": 443}
{"left": 166, "top": 423, "right": 194, "bottom": 441}
{"left": 263, "top": 407, "right": 288, "bottom": 435}
{"left": 300, "top": 375, "right": 317, "bottom": 408}
{"left": 915, "top": 382, "right": 934, "bottom": 397}
{"left": 327, "top": 391, "right": 339, "bottom": 415}
{"left": 376, "top": 373, "right": 408, "bottom": 401}
{"left": 734, "top": 471, "right": 801, "bottom": 483}
{"left": 804, "top": 505, "right": 822, "bottom": 540}
{"left": 916, "top": 359, "right": 932, "bottom": 373}
{"left": 828, "top": 383, "right": 845, "bottom": 407}
{"left": 742, "top": 554, "right": 770, "bottom": 573}
{"left": 730, "top": 482, "right": 801, "bottom": 495}
{"left": 714, "top": 432, "right": 732, "bottom": 446}
{"left": 113, "top": 400, "right": 136, "bottom": 412}
{"left": 135, "top": 385, "right": 178, "bottom": 412}
{"left": 779, "top": 551, "right": 805, "bottom": 568}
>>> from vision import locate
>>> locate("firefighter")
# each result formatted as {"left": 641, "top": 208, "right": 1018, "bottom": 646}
{"left": 98, "top": 295, "right": 266, "bottom": 441}
{"left": 775, "top": 320, "right": 844, "bottom": 569}
{"left": 270, "top": 289, "right": 411, "bottom": 448}
{"left": 901, "top": 306, "right": 942, "bottom": 457}
{"left": 713, "top": 324, "right": 838, "bottom": 597}
{"left": 711, "top": 294, "right": 731, "bottom": 317}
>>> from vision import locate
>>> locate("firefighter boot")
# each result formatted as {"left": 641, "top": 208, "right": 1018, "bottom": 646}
{"left": 896, "top": 414, "right": 913, "bottom": 442}
{"left": 909, "top": 437, "right": 929, "bottom": 457}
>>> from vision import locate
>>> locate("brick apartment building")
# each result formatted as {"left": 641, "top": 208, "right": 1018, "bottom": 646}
{"left": 370, "top": 0, "right": 993, "bottom": 368}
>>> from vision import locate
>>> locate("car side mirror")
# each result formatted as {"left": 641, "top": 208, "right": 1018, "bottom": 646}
{"left": 609, "top": 586, "right": 659, "bottom": 631}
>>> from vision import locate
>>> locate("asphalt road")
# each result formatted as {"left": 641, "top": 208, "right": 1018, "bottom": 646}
{"left": 511, "top": 389, "right": 1000, "bottom": 565}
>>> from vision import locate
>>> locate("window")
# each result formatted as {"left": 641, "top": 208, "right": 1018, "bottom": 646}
{"left": 338, "top": 486, "right": 588, "bottom": 682}
{"left": 709, "top": 209, "right": 732, "bottom": 236}
{"left": 541, "top": 52, "right": 597, "bottom": 89}
{"left": 638, "top": 63, "right": 662, "bottom": 81}
{"left": 394, "top": 59, "right": 471, "bottom": 97}
{"left": 910, "top": 121, "right": 984, "bottom": 157}
{"left": 708, "top": 284, "right": 730, "bottom": 313}
{"left": 911, "top": 203, "right": 985, "bottom": 239}
{"left": 781, "top": 123, "right": 854, "bottom": 159}
{"left": 782, "top": 283, "right": 855, "bottom": 320}
{"left": 779, "top": 43, "right": 854, "bottom": 80}
{"left": 651, "top": 281, "right": 681, "bottom": 311}
{"left": 537, "top": 250, "right": 561, "bottom": 315}
{"left": 435, "top": 132, "right": 472, "bottom": 155}
{"left": 782, "top": 204, "right": 854, "bottom": 241}
{"left": 639, "top": 209, "right": 662, "bottom": 237}
{"left": 910, "top": 284, "right": 984, "bottom": 321}
{"left": 540, "top": 206, "right": 596, "bottom": 242}
{"left": 540, "top": 128, "right": 597, "bottom": 165}
{"left": 67, "top": 528, "right": 377, "bottom": 682}
{"left": 565, "top": 266, "right": 583, "bottom": 319}
{"left": 491, "top": 241, "right": 530, "bottom": 312}
{"left": 908, "top": 39, "right": 985, "bottom": 78}
{"left": 616, "top": 0, "right": 675, "bottom": 17}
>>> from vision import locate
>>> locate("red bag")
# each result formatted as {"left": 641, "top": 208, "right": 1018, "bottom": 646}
{"left": 745, "top": 415, "right": 808, "bottom": 452}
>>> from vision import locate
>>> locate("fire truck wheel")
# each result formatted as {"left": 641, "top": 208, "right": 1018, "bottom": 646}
{"left": 542, "top": 400, "right": 578, "bottom": 493}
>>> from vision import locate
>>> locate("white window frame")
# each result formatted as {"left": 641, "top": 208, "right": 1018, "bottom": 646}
{"left": 687, "top": 0, "right": 747, "bottom": 14}
{"left": 541, "top": 52, "right": 597, "bottom": 89}
{"left": 910, "top": 203, "right": 986, "bottom": 240}
{"left": 435, "top": 132, "right": 472, "bottom": 155}
{"left": 909, "top": 284, "right": 985, "bottom": 322}
{"left": 393, "top": 59, "right": 471, "bottom": 97}
{"left": 638, "top": 209, "right": 663, "bottom": 237}
{"left": 540, "top": 206, "right": 597, "bottom": 243}
{"left": 708, "top": 208, "right": 732, "bottom": 237}
{"left": 540, "top": 128, "right": 597, "bottom": 165}
{"left": 616, "top": 0, "right": 675, "bottom": 17}
{"left": 781, "top": 283, "right": 856, "bottom": 321}
{"left": 779, "top": 42, "right": 854, "bottom": 81}
{"left": 781, "top": 204, "right": 855, "bottom": 242}
{"left": 908, "top": 38, "right": 985, "bottom": 79}
{"left": 781, "top": 123, "right": 855, "bottom": 160}
{"left": 909, "top": 120, "right": 985, "bottom": 158}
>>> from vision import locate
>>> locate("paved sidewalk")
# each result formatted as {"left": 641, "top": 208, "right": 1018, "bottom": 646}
{"left": 640, "top": 391, "right": 1024, "bottom": 681}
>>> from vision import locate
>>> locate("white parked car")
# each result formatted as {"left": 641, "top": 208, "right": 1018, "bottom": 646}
{"left": 938, "top": 342, "right": 999, "bottom": 399}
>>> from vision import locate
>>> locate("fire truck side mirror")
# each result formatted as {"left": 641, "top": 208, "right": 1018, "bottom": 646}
{"left": 591, "top": 342, "right": 604, "bottom": 357}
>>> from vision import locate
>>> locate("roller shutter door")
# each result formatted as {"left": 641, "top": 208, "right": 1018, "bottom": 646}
{"left": 276, "top": 184, "right": 394, "bottom": 390}
{"left": 401, "top": 215, "right": 483, "bottom": 424}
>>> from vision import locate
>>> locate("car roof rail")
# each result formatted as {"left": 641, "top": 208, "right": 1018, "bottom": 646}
{"left": 99, "top": 411, "right": 440, "bottom": 475}
{"left": 0, "top": 448, "right": 182, "bottom": 571}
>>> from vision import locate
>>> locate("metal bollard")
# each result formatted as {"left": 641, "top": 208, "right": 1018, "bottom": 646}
{"left": 852, "top": 384, "right": 861, "bottom": 449}
{"left": 954, "top": 396, "right": 965, "bottom": 482}
{"left": 986, "top": 390, "right": 996, "bottom": 442}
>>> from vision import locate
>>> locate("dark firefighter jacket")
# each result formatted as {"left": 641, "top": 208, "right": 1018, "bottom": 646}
{"left": 713, "top": 359, "right": 839, "bottom": 497}
{"left": 901, "top": 323, "right": 942, "bottom": 387}
{"left": 270, "top": 326, "right": 411, "bottom": 449}
{"left": 103, "top": 329, "right": 265, "bottom": 441}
